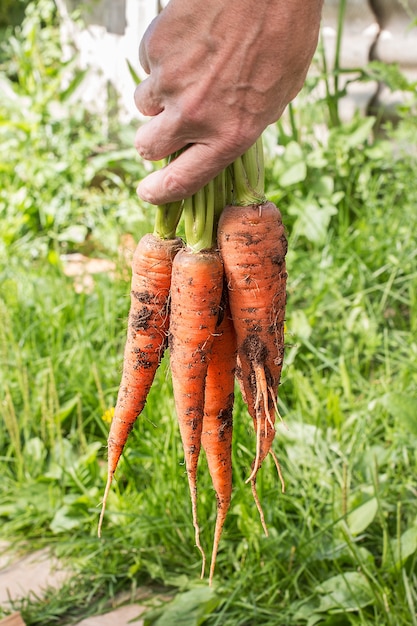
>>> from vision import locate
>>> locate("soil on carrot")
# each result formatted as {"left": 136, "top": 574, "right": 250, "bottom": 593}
{"left": 131, "top": 290, "right": 153, "bottom": 304}
{"left": 130, "top": 306, "right": 153, "bottom": 331}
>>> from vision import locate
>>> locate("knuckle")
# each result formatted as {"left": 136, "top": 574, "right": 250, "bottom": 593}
{"left": 215, "top": 126, "right": 254, "bottom": 160}
{"left": 134, "top": 134, "right": 152, "bottom": 160}
{"left": 163, "top": 169, "right": 190, "bottom": 200}
{"left": 140, "top": 19, "right": 160, "bottom": 61}
{"left": 134, "top": 82, "right": 162, "bottom": 117}
{"left": 180, "top": 98, "right": 204, "bottom": 128}
{"left": 133, "top": 84, "right": 145, "bottom": 113}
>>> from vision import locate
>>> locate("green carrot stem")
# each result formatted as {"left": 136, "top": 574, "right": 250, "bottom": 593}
{"left": 242, "top": 136, "right": 265, "bottom": 193}
{"left": 152, "top": 150, "right": 184, "bottom": 239}
{"left": 205, "top": 179, "right": 216, "bottom": 248}
{"left": 184, "top": 180, "right": 215, "bottom": 252}
{"left": 225, "top": 166, "right": 234, "bottom": 206}
{"left": 153, "top": 200, "right": 183, "bottom": 240}
{"left": 213, "top": 169, "right": 226, "bottom": 228}
{"left": 232, "top": 139, "right": 266, "bottom": 206}
{"left": 158, "top": 136, "right": 267, "bottom": 248}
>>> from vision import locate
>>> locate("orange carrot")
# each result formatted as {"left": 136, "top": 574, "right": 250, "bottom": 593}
{"left": 218, "top": 201, "right": 287, "bottom": 533}
{"left": 98, "top": 232, "right": 183, "bottom": 536}
{"left": 169, "top": 246, "right": 224, "bottom": 577}
{"left": 202, "top": 301, "right": 236, "bottom": 585}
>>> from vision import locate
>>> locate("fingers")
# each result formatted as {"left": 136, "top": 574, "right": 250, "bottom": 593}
{"left": 136, "top": 18, "right": 165, "bottom": 117}
{"left": 134, "top": 107, "right": 191, "bottom": 162}
{"left": 139, "top": 39, "right": 150, "bottom": 75}
{"left": 134, "top": 78, "right": 164, "bottom": 118}
{"left": 138, "top": 18, "right": 157, "bottom": 74}
{"left": 136, "top": 143, "right": 241, "bottom": 205}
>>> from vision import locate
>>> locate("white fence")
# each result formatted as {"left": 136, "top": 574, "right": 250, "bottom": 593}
{"left": 56, "top": 0, "right": 417, "bottom": 122}
{"left": 56, "top": 0, "right": 164, "bottom": 121}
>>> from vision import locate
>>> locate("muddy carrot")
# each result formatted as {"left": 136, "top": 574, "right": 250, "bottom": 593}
{"left": 98, "top": 201, "right": 183, "bottom": 537}
{"left": 218, "top": 140, "right": 287, "bottom": 533}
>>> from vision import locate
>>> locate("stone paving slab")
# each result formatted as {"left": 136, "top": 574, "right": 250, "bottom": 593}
{"left": 73, "top": 603, "right": 145, "bottom": 626}
{"left": 0, "top": 544, "right": 148, "bottom": 625}
{"left": 0, "top": 548, "right": 70, "bottom": 607}
{"left": 0, "top": 613, "right": 27, "bottom": 626}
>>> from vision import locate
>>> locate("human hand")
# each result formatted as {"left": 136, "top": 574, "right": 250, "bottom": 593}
{"left": 134, "top": 0, "right": 323, "bottom": 205}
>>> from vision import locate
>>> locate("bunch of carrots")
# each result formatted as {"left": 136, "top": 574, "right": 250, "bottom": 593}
{"left": 98, "top": 138, "right": 288, "bottom": 585}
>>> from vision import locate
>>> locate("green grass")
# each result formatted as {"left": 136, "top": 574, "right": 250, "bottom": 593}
{"left": 1, "top": 2, "right": 417, "bottom": 625}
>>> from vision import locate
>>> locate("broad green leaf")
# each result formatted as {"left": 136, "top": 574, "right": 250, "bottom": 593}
{"left": 85, "top": 148, "right": 138, "bottom": 179}
{"left": 279, "top": 161, "right": 307, "bottom": 187}
{"left": 347, "top": 497, "right": 378, "bottom": 535}
{"left": 144, "top": 587, "right": 218, "bottom": 626}
{"left": 380, "top": 393, "right": 417, "bottom": 437}
{"left": 44, "top": 461, "right": 63, "bottom": 480}
{"left": 311, "top": 175, "right": 334, "bottom": 197}
{"left": 331, "top": 191, "right": 345, "bottom": 205}
{"left": 23, "top": 437, "right": 46, "bottom": 464}
{"left": 50, "top": 505, "right": 82, "bottom": 533}
{"left": 77, "top": 441, "right": 103, "bottom": 467}
{"left": 306, "top": 148, "right": 328, "bottom": 168}
{"left": 307, "top": 616, "right": 327, "bottom": 626}
{"left": 343, "top": 117, "right": 375, "bottom": 149}
{"left": 54, "top": 396, "right": 80, "bottom": 424}
{"left": 391, "top": 526, "right": 417, "bottom": 568}
{"left": 329, "top": 117, "right": 375, "bottom": 153}
{"left": 284, "top": 140, "right": 304, "bottom": 161}
{"left": 316, "top": 572, "right": 373, "bottom": 613}
{"left": 57, "top": 225, "right": 88, "bottom": 245}
{"left": 290, "top": 599, "right": 321, "bottom": 624}
{"left": 289, "top": 200, "right": 337, "bottom": 244}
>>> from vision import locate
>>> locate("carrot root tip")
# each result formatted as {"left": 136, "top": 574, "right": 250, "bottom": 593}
{"left": 195, "top": 530, "right": 206, "bottom": 579}
{"left": 270, "top": 449, "right": 286, "bottom": 494}
{"left": 245, "top": 410, "right": 262, "bottom": 484}
{"left": 253, "top": 363, "right": 274, "bottom": 430}
{"left": 189, "top": 482, "right": 206, "bottom": 579}
{"left": 268, "top": 385, "right": 288, "bottom": 431}
{"left": 98, "top": 474, "right": 113, "bottom": 538}
{"left": 251, "top": 478, "right": 268, "bottom": 537}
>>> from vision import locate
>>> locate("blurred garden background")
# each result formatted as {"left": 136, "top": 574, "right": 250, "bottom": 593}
{"left": 1, "top": 1, "right": 417, "bottom": 624}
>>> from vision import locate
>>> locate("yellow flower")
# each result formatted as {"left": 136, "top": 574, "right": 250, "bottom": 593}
{"left": 102, "top": 406, "right": 115, "bottom": 423}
